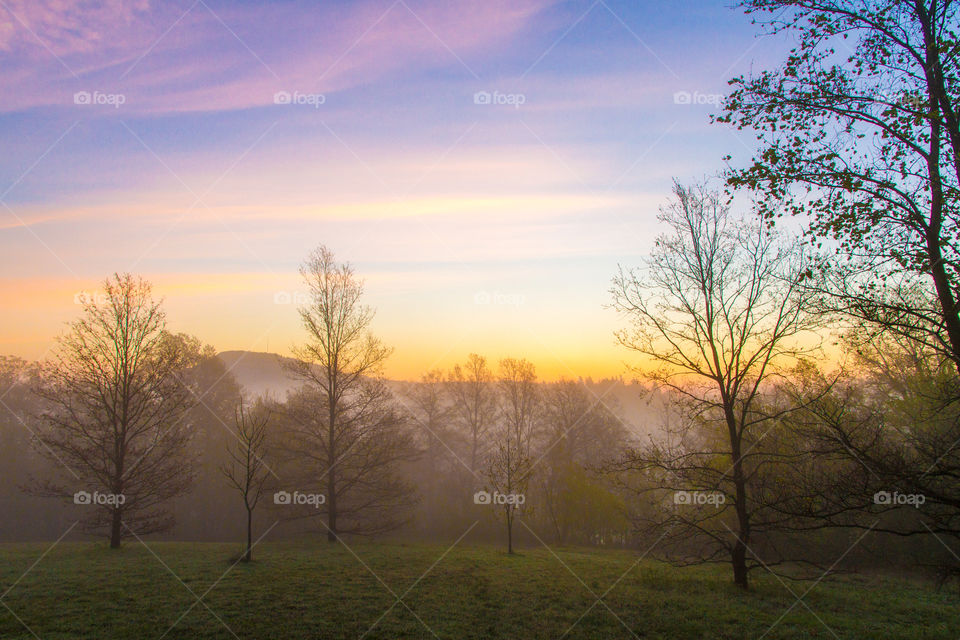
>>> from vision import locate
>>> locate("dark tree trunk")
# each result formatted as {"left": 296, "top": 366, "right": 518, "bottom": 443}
{"left": 726, "top": 403, "right": 751, "bottom": 590}
{"left": 110, "top": 507, "right": 122, "bottom": 549}
{"left": 327, "top": 397, "right": 338, "bottom": 543}
{"left": 327, "top": 503, "right": 337, "bottom": 541}
{"left": 244, "top": 508, "right": 252, "bottom": 562}
{"left": 732, "top": 542, "right": 749, "bottom": 590}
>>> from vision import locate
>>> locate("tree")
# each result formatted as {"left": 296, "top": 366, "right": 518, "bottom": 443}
{"left": 486, "top": 357, "right": 540, "bottom": 554}
{"left": 169, "top": 347, "right": 244, "bottom": 541}
{"left": 404, "top": 369, "right": 459, "bottom": 533}
{"left": 536, "top": 379, "right": 629, "bottom": 545}
{"left": 610, "top": 183, "right": 818, "bottom": 588}
{"left": 284, "top": 245, "right": 416, "bottom": 541}
{"left": 34, "top": 274, "right": 198, "bottom": 548}
{"left": 220, "top": 398, "right": 273, "bottom": 562}
{"left": 780, "top": 335, "right": 960, "bottom": 542}
{"left": 448, "top": 353, "right": 496, "bottom": 474}
{"left": 718, "top": 0, "right": 960, "bottom": 371}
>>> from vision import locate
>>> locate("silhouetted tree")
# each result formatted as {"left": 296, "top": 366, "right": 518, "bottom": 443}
{"left": 610, "top": 184, "right": 819, "bottom": 588}
{"left": 284, "top": 246, "right": 417, "bottom": 540}
{"left": 220, "top": 398, "right": 273, "bottom": 562}
{"left": 487, "top": 358, "right": 540, "bottom": 554}
{"left": 448, "top": 353, "right": 496, "bottom": 475}
{"left": 34, "top": 274, "right": 198, "bottom": 548}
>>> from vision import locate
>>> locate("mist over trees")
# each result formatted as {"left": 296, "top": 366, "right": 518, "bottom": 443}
{"left": 0, "top": 1, "right": 958, "bottom": 600}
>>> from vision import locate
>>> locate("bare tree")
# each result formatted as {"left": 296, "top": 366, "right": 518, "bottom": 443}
{"left": 284, "top": 245, "right": 416, "bottom": 541}
{"left": 34, "top": 274, "right": 198, "bottom": 548}
{"left": 279, "top": 378, "right": 418, "bottom": 537}
{"left": 220, "top": 398, "right": 273, "bottom": 562}
{"left": 448, "top": 353, "right": 496, "bottom": 474}
{"left": 486, "top": 358, "right": 540, "bottom": 554}
{"left": 610, "top": 184, "right": 819, "bottom": 588}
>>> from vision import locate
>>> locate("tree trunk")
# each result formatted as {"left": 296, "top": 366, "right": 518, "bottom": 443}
{"left": 916, "top": 9, "right": 960, "bottom": 374}
{"left": 732, "top": 542, "right": 749, "bottom": 590}
{"left": 244, "top": 508, "right": 252, "bottom": 562}
{"left": 470, "top": 437, "right": 478, "bottom": 476}
{"left": 109, "top": 507, "right": 122, "bottom": 549}
{"left": 327, "top": 471, "right": 337, "bottom": 542}
{"left": 506, "top": 506, "right": 514, "bottom": 554}
{"left": 726, "top": 402, "right": 751, "bottom": 590}
{"left": 327, "top": 397, "right": 338, "bottom": 543}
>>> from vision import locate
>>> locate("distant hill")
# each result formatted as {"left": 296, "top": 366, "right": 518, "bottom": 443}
{"left": 216, "top": 350, "right": 301, "bottom": 399}
{"left": 215, "top": 351, "right": 665, "bottom": 439}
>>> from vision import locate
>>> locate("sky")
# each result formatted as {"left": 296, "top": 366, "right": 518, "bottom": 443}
{"left": 0, "top": 0, "right": 791, "bottom": 381}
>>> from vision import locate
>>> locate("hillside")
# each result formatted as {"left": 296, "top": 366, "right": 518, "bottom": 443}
{"left": 0, "top": 541, "right": 954, "bottom": 639}
{"left": 216, "top": 350, "right": 302, "bottom": 399}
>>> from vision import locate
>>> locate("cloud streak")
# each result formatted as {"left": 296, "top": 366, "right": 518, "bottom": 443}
{"left": 0, "top": 0, "right": 557, "bottom": 114}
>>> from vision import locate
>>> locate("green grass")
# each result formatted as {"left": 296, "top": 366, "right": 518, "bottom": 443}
{"left": 0, "top": 540, "right": 956, "bottom": 639}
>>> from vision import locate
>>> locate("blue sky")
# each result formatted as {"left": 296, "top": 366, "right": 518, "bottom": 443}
{"left": 0, "top": 0, "right": 790, "bottom": 379}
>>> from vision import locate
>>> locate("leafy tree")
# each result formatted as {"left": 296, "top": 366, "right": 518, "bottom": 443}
{"left": 536, "top": 379, "right": 629, "bottom": 545}
{"left": 718, "top": 0, "right": 960, "bottom": 370}
{"left": 781, "top": 336, "right": 960, "bottom": 541}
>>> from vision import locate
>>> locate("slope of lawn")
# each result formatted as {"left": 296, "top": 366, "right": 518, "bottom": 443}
{"left": 0, "top": 540, "right": 956, "bottom": 639}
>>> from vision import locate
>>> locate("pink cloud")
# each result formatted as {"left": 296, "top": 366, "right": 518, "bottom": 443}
{"left": 0, "top": 0, "right": 558, "bottom": 113}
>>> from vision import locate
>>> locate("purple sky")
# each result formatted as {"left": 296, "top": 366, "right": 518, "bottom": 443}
{"left": 0, "top": 0, "right": 790, "bottom": 379}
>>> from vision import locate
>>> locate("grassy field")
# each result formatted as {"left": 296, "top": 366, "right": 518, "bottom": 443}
{"left": 0, "top": 540, "right": 957, "bottom": 639}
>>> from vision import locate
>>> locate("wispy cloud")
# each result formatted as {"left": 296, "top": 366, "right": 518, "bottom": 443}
{"left": 0, "top": 0, "right": 558, "bottom": 114}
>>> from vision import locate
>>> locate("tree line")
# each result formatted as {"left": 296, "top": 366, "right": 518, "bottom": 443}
{"left": 0, "top": 0, "right": 958, "bottom": 593}
{"left": 0, "top": 256, "right": 634, "bottom": 564}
